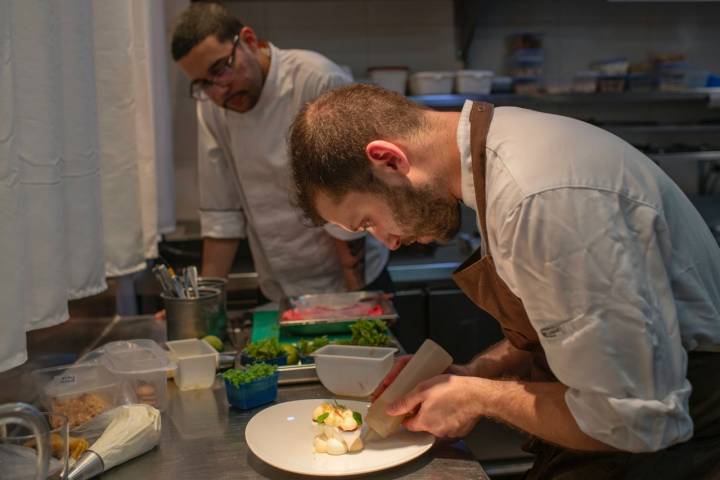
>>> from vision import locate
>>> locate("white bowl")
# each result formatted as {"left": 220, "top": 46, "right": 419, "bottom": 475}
{"left": 312, "top": 345, "right": 397, "bottom": 398}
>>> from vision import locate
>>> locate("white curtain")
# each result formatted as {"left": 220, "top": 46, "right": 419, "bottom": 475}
{"left": 0, "top": 0, "right": 175, "bottom": 372}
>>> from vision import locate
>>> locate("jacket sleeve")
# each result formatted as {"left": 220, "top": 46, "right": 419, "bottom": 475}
{"left": 196, "top": 102, "right": 247, "bottom": 239}
{"left": 494, "top": 187, "right": 693, "bottom": 452}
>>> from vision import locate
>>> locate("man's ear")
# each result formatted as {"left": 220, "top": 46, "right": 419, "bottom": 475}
{"left": 365, "top": 140, "right": 410, "bottom": 178}
{"left": 239, "top": 26, "right": 258, "bottom": 50}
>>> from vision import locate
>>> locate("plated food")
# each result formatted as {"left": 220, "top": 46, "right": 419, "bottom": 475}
{"left": 245, "top": 399, "right": 434, "bottom": 476}
{"left": 311, "top": 402, "right": 366, "bottom": 455}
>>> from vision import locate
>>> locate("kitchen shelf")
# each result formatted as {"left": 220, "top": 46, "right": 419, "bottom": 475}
{"left": 649, "top": 151, "right": 720, "bottom": 163}
{"left": 409, "top": 91, "right": 711, "bottom": 109}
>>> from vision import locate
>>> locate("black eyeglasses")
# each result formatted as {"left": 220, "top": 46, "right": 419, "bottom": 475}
{"left": 189, "top": 35, "right": 240, "bottom": 101}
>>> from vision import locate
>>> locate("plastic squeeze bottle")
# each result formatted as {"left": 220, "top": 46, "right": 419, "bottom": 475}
{"left": 365, "top": 339, "right": 453, "bottom": 438}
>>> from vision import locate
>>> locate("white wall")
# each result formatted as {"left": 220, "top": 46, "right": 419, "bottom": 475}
{"left": 225, "top": 0, "right": 458, "bottom": 79}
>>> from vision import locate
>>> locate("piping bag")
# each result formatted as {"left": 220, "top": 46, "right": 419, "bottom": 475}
{"left": 365, "top": 339, "right": 453, "bottom": 439}
{"left": 68, "top": 404, "right": 161, "bottom": 480}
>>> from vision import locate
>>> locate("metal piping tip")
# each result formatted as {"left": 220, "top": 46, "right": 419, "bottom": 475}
{"left": 67, "top": 450, "right": 104, "bottom": 480}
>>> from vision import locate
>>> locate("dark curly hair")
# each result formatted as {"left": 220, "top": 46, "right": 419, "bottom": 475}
{"left": 171, "top": 2, "right": 243, "bottom": 61}
{"left": 289, "top": 84, "right": 430, "bottom": 225}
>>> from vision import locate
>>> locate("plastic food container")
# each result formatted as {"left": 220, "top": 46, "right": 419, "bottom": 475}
{"left": 597, "top": 74, "right": 626, "bottom": 93}
{"left": 100, "top": 339, "right": 176, "bottom": 411}
{"left": 166, "top": 339, "right": 219, "bottom": 391}
{"left": 31, "top": 363, "right": 123, "bottom": 429}
{"left": 312, "top": 345, "right": 397, "bottom": 398}
{"left": 572, "top": 70, "right": 599, "bottom": 93}
{"left": 224, "top": 372, "right": 279, "bottom": 410}
{"left": 455, "top": 70, "right": 494, "bottom": 94}
{"left": 368, "top": 66, "right": 409, "bottom": 95}
{"left": 409, "top": 71, "right": 455, "bottom": 95}
{"left": 491, "top": 76, "right": 514, "bottom": 93}
{"left": 513, "top": 76, "right": 541, "bottom": 94}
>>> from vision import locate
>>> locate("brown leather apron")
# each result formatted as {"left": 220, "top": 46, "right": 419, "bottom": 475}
{"left": 452, "top": 101, "right": 553, "bottom": 382}
{"left": 452, "top": 101, "right": 720, "bottom": 479}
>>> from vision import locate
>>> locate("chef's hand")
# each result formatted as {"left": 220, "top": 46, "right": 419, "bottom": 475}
{"left": 371, "top": 355, "right": 470, "bottom": 401}
{"left": 386, "top": 374, "right": 480, "bottom": 438}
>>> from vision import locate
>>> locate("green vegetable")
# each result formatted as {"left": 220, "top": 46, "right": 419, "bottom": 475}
{"left": 315, "top": 412, "right": 329, "bottom": 423}
{"left": 298, "top": 336, "right": 329, "bottom": 355}
{"left": 352, "top": 411, "right": 363, "bottom": 426}
{"left": 282, "top": 344, "right": 299, "bottom": 365}
{"left": 350, "top": 319, "right": 389, "bottom": 346}
{"left": 222, "top": 363, "right": 277, "bottom": 388}
{"left": 244, "top": 337, "right": 285, "bottom": 360}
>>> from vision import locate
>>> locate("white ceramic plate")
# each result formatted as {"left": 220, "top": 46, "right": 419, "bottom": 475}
{"left": 245, "top": 399, "right": 435, "bottom": 476}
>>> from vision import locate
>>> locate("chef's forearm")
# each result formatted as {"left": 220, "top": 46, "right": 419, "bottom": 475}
{"left": 201, "top": 237, "right": 241, "bottom": 278}
{"left": 334, "top": 237, "right": 365, "bottom": 291}
{"left": 467, "top": 338, "right": 533, "bottom": 379}
{"left": 470, "top": 378, "right": 615, "bottom": 452}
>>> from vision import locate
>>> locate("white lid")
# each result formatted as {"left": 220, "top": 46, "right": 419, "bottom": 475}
{"left": 411, "top": 71, "right": 456, "bottom": 79}
{"left": 457, "top": 70, "right": 494, "bottom": 78}
{"left": 100, "top": 339, "right": 176, "bottom": 375}
{"left": 36, "top": 362, "right": 117, "bottom": 398}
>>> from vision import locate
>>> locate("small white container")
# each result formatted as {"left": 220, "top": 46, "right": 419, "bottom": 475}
{"left": 312, "top": 344, "right": 397, "bottom": 398}
{"left": 166, "top": 339, "right": 219, "bottom": 391}
{"left": 455, "top": 70, "right": 494, "bottom": 94}
{"left": 409, "top": 71, "right": 455, "bottom": 95}
{"left": 368, "top": 66, "right": 408, "bottom": 94}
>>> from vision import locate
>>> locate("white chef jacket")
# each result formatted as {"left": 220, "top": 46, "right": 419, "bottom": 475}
{"left": 457, "top": 101, "right": 720, "bottom": 452}
{"left": 197, "top": 44, "right": 388, "bottom": 301}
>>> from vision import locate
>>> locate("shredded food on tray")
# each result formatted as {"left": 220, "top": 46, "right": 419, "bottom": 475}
{"left": 281, "top": 303, "right": 384, "bottom": 322}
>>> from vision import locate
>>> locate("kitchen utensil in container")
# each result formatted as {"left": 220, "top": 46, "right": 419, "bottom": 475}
{"left": 365, "top": 339, "right": 452, "bottom": 438}
{"left": 163, "top": 287, "right": 222, "bottom": 340}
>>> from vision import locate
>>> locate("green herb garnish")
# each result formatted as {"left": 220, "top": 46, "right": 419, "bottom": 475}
{"left": 352, "top": 411, "right": 363, "bottom": 426}
{"left": 222, "top": 363, "right": 277, "bottom": 388}
{"left": 315, "top": 412, "right": 329, "bottom": 424}
{"left": 350, "top": 319, "right": 389, "bottom": 346}
{"left": 244, "top": 338, "right": 285, "bottom": 360}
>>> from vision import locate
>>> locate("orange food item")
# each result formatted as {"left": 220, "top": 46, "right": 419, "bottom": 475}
{"left": 51, "top": 393, "right": 109, "bottom": 428}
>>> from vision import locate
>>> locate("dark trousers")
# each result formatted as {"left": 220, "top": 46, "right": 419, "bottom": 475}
{"left": 524, "top": 352, "right": 720, "bottom": 480}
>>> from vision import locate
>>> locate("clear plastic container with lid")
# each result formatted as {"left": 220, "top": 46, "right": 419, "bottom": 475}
{"left": 99, "top": 339, "right": 176, "bottom": 411}
{"left": 32, "top": 362, "right": 124, "bottom": 429}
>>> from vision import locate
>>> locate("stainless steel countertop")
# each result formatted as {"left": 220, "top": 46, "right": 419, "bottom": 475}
{"left": 24, "top": 315, "right": 488, "bottom": 479}
{"left": 102, "top": 380, "right": 488, "bottom": 480}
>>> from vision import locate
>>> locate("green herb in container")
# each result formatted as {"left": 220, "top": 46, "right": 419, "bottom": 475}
{"left": 223, "top": 363, "right": 279, "bottom": 409}
{"left": 242, "top": 338, "right": 287, "bottom": 366}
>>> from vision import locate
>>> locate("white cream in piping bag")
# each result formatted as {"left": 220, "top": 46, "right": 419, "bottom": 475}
{"left": 90, "top": 404, "right": 161, "bottom": 470}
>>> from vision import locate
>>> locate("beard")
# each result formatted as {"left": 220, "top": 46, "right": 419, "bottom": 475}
{"left": 379, "top": 180, "right": 461, "bottom": 245}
